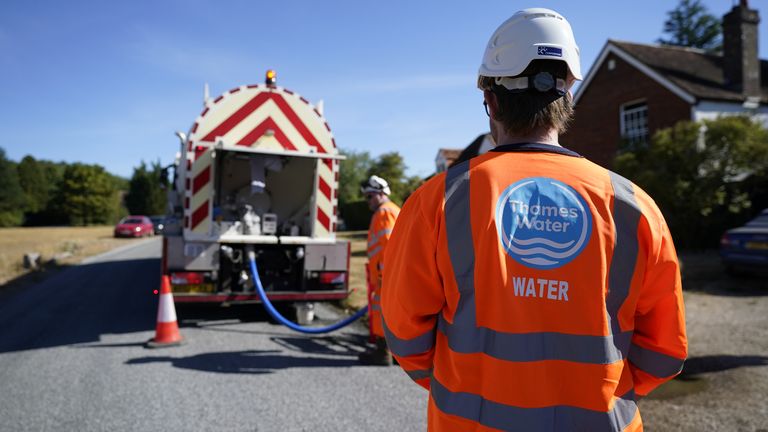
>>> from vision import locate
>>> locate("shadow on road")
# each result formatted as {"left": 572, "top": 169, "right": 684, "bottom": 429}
{"left": 0, "top": 257, "right": 160, "bottom": 354}
{"left": 0, "top": 253, "right": 348, "bottom": 354}
{"left": 681, "top": 354, "right": 768, "bottom": 377}
{"left": 270, "top": 334, "right": 368, "bottom": 357}
{"left": 125, "top": 349, "right": 360, "bottom": 374}
{"left": 646, "top": 354, "right": 768, "bottom": 400}
{"left": 680, "top": 251, "right": 768, "bottom": 297}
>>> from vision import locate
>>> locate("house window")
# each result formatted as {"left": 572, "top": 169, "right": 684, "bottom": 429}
{"left": 620, "top": 101, "right": 649, "bottom": 147}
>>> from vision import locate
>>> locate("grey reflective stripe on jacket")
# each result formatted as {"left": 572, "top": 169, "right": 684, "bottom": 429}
{"left": 383, "top": 318, "right": 436, "bottom": 357}
{"left": 368, "top": 229, "right": 393, "bottom": 248}
{"left": 609, "top": 172, "right": 685, "bottom": 378}
{"left": 433, "top": 160, "right": 643, "bottom": 430}
{"left": 405, "top": 369, "right": 432, "bottom": 381}
{"left": 368, "top": 245, "right": 382, "bottom": 259}
{"left": 431, "top": 377, "right": 639, "bottom": 432}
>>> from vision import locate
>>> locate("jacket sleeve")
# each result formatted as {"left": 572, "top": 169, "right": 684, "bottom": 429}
{"left": 629, "top": 209, "right": 688, "bottom": 396}
{"left": 381, "top": 189, "right": 444, "bottom": 390}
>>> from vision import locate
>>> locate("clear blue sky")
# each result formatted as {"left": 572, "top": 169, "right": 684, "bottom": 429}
{"left": 1, "top": 0, "right": 766, "bottom": 179}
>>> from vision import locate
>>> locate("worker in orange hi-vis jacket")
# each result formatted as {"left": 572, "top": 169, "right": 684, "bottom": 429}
{"left": 381, "top": 8, "right": 687, "bottom": 432}
{"left": 358, "top": 175, "right": 401, "bottom": 366}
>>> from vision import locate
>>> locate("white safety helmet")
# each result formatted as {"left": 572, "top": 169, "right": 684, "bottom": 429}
{"left": 360, "top": 175, "right": 391, "bottom": 196}
{"left": 479, "top": 8, "right": 582, "bottom": 82}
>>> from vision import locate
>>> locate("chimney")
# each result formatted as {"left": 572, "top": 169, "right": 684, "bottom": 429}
{"left": 722, "top": 0, "right": 761, "bottom": 100}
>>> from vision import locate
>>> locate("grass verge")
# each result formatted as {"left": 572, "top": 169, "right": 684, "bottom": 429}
{"left": 337, "top": 230, "right": 369, "bottom": 311}
{"left": 0, "top": 226, "right": 149, "bottom": 287}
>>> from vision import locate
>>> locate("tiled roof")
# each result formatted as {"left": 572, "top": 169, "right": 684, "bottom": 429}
{"left": 611, "top": 40, "right": 768, "bottom": 103}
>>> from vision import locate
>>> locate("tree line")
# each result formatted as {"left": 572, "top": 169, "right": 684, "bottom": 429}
{"left": 338, "top": 150, "right": 423, "bottom": 230}
{"left": 0, "top": 150, "right": 169, "bottom": 227}
{"left": 0, "top": 147, "right": 422, "bottom": 230}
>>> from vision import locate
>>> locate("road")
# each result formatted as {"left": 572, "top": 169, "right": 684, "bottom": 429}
{"left": 0, "top": 239, "right": 427, "bottom": 432}
{"left": 3, "top": 241, "right": 766, "bottom": 431}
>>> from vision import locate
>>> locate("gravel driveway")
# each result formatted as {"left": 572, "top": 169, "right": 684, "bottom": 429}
{"left": 639, "top": 251, "right": 768, "bottom": 431}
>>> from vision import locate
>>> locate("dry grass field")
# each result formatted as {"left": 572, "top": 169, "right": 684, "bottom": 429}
{"left": 337, "top": 230, "right": 369, "bottom": 310}
{"left": 0, "top": 226, "right": 147, "bottom": 286}
{"left": 0, "top": 227, "right": 370, "bottom": 309}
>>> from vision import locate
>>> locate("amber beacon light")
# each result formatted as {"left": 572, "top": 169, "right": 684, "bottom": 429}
{"left": 265, "top": 69, "right": 277, "bottom": 85}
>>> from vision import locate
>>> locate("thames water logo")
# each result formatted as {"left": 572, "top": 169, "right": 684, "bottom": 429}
{"left": 495, "top": 177, "right": 592, "bottom": 269}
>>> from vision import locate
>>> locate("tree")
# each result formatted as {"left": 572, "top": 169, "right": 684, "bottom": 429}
{"left": 337, "top": 149, "right": 424, "bottom": 230}
{"left": 614, "top": 116, "right": 768, "bottom": 248}
{"left": 124, "top": 161, "right": 168, "bottom": 216}
{"left": 338, "top": 149, "right": 372, "bottom": 207}
{"left": 51, "top": 163, "right": 119, "bottom": 225}
{"left": 0, "top": 148, "right": 24, "bottom": 227}
{"left": 17, "top": 155, "right": 55, "bottom": 213}
{"left": 658, "top": 0, "right": 721, "bottom": 52}
{"left": 367, "top": 152, "right": 408, "bottom": 204}
{"left": 365, "top": 152, "right": 423, "bottom": 205}
{"left": 17, "top": 157, "right": 69, "bottom": 225}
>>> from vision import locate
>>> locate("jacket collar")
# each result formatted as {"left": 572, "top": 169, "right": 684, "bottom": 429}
{"left": 491, "top": 142, "right": 582, "bottom": 157}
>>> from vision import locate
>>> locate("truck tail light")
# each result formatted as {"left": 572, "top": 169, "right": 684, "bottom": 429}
{"left": 319, "top": 272, "right": 345, "bottom": 285}
{"left": 171, "top": 272, "right": 205, "bottom": 285}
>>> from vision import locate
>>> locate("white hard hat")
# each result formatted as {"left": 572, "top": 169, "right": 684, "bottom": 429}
{"left": 360, "top": 175, "right": 391, "bottom": 196}
{"left": 479, "top": 8, "right": 582, "bottom": 81}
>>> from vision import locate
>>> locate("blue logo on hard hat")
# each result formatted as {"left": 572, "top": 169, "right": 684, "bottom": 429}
{"left": 537, "top": 46, "right": 563, "bottom": 57}
{"left": 495, "top": 177, "right": 592, "bottom": 269}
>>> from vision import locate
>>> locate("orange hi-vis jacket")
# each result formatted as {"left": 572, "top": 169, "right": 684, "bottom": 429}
{"left": 381, "top": 143, "right": 687, "bottom": 432}
{"left": 367, "top": 200, "right": 401, "bottom": 338}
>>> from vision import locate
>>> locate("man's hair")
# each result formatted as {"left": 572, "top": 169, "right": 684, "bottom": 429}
{"left": 478, "top": 60, "right": 574, "bottom": 137}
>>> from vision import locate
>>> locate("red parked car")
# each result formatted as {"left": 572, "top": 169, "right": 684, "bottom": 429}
{"left": 114, "top": 216, "right": 154, "bottom": 238}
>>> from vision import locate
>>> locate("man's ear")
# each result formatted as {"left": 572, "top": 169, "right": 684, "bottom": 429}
{"left": 483, "top": 90, "right": 498, "bottom": 119}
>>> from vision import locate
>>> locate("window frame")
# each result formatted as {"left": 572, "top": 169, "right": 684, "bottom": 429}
{"left": 619, "top": 99, "right": 649, "bottom": 148}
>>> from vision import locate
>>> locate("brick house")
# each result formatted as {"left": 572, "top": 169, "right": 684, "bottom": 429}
{"left": 433, "top": 133, "right": 496, "bottom": 173}
{"left": 435, "top": 148, "right": 462, "bottom": 173}
{"left": 562, "top": 1, "right": 768, "bottom": 167}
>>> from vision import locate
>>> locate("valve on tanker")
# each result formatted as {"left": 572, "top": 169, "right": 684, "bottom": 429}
{"left": 239, "top": 270, "right": 251, "bottom": 290}
{"left": 241, "top": 204, "right": 261, "bottom": 235}
{"left": 221, "top": 245, "right": 234, "bottom": 260}
{"left": 266, "top": 69, "right": 276, "bottom": 86}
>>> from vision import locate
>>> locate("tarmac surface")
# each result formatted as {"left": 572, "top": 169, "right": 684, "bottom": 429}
{"left": 0, "top": 242, "right": 766, "bottom": 431}
{"left": 0, "top": 239, "right": 426, "bottom": 432}
{"left": 638, "top": 252, "right": 768, "bottom": 431}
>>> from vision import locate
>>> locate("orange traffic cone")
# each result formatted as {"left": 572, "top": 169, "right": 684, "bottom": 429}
{"left": 146, "top": 275, "right": 184, "bottom": 348}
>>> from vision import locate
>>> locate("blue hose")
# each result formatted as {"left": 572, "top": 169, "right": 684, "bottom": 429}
{"left": 247, "top": 252, "right": 368, "bottom": 334}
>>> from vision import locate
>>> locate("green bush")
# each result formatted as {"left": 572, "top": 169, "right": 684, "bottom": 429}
{"left": 339, "top": 200, "right": 372, "bottom": 231}
{"left": 0, "top": 148, "right": 24, "bottom": 227}
{"left": 614, "top": 116, "right": 768, "bottom": 249}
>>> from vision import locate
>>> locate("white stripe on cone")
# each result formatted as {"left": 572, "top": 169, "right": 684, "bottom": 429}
{"left": 157, "top": 293, "right": 178, "bottom": 323}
